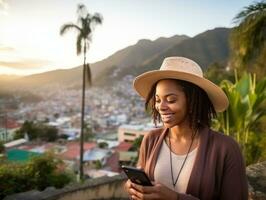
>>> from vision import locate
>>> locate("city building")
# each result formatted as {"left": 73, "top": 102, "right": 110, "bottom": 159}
{"left": 118, "top": 123, "right": 157, "bottom": 142}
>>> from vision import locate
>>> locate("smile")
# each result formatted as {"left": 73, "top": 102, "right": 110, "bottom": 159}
{"left": 160, "top": 113, "right": 174, "bottom": 120}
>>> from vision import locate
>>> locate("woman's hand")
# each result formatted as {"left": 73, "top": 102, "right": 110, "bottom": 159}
{"left": 124, "top": 179, "right": 179, "bottom": 200}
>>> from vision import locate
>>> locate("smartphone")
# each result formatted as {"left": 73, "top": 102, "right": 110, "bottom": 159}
{"left": 121, "top": 165, "right": 153, "bottom": 186}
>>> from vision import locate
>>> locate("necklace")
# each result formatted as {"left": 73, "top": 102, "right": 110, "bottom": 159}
{"left": 168, "top": 130, "right": 196, "bottom": 187}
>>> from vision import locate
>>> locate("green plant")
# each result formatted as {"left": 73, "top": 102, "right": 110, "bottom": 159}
{"left": 98, "top": 142, "right": 108, "bottom": 148}
{"left": 0, "top": 153, "right": 72, "bottom": 199}
{"left": 230, "top": 1, "right": 266, "bottom": 78}
{"left": 95, "top": 160, "right": 102, "bottom": 169}
{"left": 205, "top": 62, "right": 234, "bottom": 84}
{"left": 14, "top": 121, "right": 58, "bottom": 142}
{"left": 215, "top": 71, "right": 266, "bottom": 165}
{"left": 131, "top": 135, "right": 144, "bottom": 151}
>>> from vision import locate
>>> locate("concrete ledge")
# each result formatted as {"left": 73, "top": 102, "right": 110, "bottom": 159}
{"left": 4, "top": 161, "right": 266, "bottom": 200}
{"left": 4, "top": 174, "right": 129, "bottom": 200}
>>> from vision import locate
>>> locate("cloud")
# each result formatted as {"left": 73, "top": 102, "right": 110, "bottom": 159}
{"left": 0, "top": 45, "right": 15, "bottom": 52}
{"left": 0, "top": 58, "right": 52, "bottom": 69}
{"left": 0, "top": 44, "right": 52, "bottom": 70}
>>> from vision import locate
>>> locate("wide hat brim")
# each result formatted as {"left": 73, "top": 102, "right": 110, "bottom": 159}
{"left": 133, "top": 70, "right": 229, "bottom": 112}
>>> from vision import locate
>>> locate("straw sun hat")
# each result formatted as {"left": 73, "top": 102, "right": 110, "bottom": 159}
{"left": 133, "top": 57, "right": 229, "bottom": 112}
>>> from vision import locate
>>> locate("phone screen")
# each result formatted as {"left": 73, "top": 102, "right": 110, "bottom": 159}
{"left": 122, "top": 165, "right": 153, "bottom": 186}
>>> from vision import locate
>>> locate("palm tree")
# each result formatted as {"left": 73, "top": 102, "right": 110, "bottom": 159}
{"left": 60, "top": 4, "right": 103, "bottom": 180}
{"left": 230, "top": 1, "right": 266, "bottom": 77}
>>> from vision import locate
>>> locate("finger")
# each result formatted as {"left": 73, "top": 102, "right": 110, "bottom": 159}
{"left": 131, "top": 183, "right": 155, "bottom": 194}
{"left": 124, "top": 180, "right": 132, "bottom": 193}
{"left": 129, "top": 187, "right": 137, "bottom": 195}
{"left": 133, "top": 189, "right": 158, "bottom": 200}
{"left": 131, "top": 188, "right": 144, "bottom": 199}
{"left": 131, "top": 195, "right": 141, "bottom": 200}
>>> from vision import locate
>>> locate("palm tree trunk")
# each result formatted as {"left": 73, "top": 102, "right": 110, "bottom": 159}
{"left": 79, "top": 44, "right": 86, "bottom": 181}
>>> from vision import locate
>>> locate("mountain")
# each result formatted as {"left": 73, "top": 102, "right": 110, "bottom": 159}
{"left": 110, "top": 28, "right": 230, "bottom": 78}
{"left": 0, "top": 34, "right": 188, "bottom": 90}
{"left": 140, "top": 27, "right": 230, "bottom": 72}
{"left": 100, "top": 28, "right": 231, "bottom": 84}
{"left": 89, "top": 34, "right": 189, "bottom": 80}
{"left": 0, "top": 28, "right": 231, "bottom": 90}
{"left": 0, "top": 74, "right": 21, "bottom": 81}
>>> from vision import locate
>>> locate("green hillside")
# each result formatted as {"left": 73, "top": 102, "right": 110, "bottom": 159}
{"left": 0, "top": 28, "right": 231, "bottom": 90}
{"left": 97, "top": 28, "right": 231, "bottom": 86}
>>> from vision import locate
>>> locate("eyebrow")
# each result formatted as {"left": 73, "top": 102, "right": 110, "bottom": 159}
{"left": 155, "top": 93, "right": 178, "bottom": 98}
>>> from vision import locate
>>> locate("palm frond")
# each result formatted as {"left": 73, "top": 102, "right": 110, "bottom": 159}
{"left": 230, "top": 1, "right": 266, "bottom": 71}
{"left": 77, "top": 4, "right": 85, "bottom": 11}
{"left": 231, "top": 13, "right": 266, "bottom": 64}
{"left": 77, "top": 4, "right": 87, "bottom": 17}
{"left": 91, "top": 13, "right": 103, "bottom": 24}
{"left": 76, "top": 34, "right": 83, "bottom": 55}
{"left": 233, "top": 1, "right": 266, "bottom": 24}
{"left": 82, "top": 17, "right": 90, "bottom": 30}
{"left": 60, "top": 23, "right": 81, "bottom": 35}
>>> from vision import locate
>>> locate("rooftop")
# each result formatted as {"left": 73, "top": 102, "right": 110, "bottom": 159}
{"left": 114, "top": 142, "right": 132, "bottom": 152}
{"left": 60, "top": 142, "right": 96, "bottom": 160}
{"left": 7, "top": 149, "right": 41, "bottom": 162}
{"left": 4, "top": 138, "right": 27, "bottom": 148}
{"left": 84, "top": 148, "right": 111, "bottom": 161}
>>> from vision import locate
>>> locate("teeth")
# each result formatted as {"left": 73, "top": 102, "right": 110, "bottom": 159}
{"left": 161, "top": 114, "right": 172, "bottom": 120}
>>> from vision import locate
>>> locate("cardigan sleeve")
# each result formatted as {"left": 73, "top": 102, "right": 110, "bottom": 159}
{"left": 178, "top": 194, "right": 200, "bottom": 200}
{"left": 219, "top": 138, "right": 248, "bottom": 200}
{"left": 136, "top": 133, "right": 148, "bottom": 169}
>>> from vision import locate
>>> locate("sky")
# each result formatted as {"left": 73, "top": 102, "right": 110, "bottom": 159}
{"left": 0, "top": 0, "right": 255, "bottom": 76}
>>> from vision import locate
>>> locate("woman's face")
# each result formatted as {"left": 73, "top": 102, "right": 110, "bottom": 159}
{"left": 155, "top": 79, "right": 188, "bottom": 128}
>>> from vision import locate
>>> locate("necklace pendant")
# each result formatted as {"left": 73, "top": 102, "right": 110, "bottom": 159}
{"left": 168, "top": 130, "right": 197, "bottom": 189}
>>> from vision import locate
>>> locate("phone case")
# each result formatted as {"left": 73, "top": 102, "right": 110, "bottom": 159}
{"left": 122, "top": 165, "right": 153, "bottom": 186}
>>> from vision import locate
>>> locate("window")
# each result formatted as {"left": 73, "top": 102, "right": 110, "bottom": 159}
{"left": 124, "top": 132, "right": 136, "bottom": 137}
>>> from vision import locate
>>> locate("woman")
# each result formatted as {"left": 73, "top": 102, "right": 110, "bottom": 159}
{"left": 124, "top": 57, "right": 248, "bottom": 200}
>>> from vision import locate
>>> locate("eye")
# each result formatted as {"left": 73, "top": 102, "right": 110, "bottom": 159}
{"left": 167, "top": 98, "right": 177, "bottom": 103}
{"left": 168, "top": 100, "right": 176, "bottom": 103}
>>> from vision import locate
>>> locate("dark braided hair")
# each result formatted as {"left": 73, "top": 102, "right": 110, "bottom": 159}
{"left": 145, "top": 79, "right": 216, "bottom": 131}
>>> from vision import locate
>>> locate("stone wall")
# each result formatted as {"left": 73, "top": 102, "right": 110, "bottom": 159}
{"left": 247, "top": 161, "right": 266, "bottom": 200}
{"left": 4, "top": 174, "right": 129, "bottom": 200}
{"left": 4, "top": 161, "right": 266, "bottom": 200}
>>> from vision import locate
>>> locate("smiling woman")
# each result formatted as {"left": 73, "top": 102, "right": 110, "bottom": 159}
{"left": 154, "top": 80, "right": 188, "bottom": 128}
{"left": 124, "top": 57, "right": 248, "bottom": 200}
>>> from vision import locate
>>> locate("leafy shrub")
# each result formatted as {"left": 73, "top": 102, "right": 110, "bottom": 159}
{"left": 215, "top": 72, "right": 266, "bottom": 165}
{"left": 14, "top": 121, "right": 58, "bottom": 142}
{"left": 0, "top": 153, "right": 72, "bottom": 199}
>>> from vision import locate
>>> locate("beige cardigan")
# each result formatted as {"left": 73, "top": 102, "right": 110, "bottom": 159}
{"left": 137, "top": 127, "right": 248, "bottom": 200}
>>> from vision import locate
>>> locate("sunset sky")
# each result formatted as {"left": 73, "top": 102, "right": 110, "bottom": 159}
{"left": 0, "top": 0, "right": 255, "bottom": 76}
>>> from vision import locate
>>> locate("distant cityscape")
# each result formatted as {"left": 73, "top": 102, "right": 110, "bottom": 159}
{"left": 0, "top": 74, "right": 156, "bottom": 179}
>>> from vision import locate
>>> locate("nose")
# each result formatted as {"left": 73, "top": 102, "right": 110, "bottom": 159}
{"left": 156, "top": 101, "right": 168, "bottom": 111}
